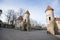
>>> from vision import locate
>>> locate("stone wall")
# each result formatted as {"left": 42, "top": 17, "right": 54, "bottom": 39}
{"left": 47, "top": 21, "right": 55, "bottom": 35}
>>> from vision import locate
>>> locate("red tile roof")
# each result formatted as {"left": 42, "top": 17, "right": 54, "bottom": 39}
{"left": 45, "top": 5, "right": 54, "bottom": 12}
{"left": 55, "top": 18, "right": 60, "bottom": 21}
{"left": 17, "top": 16, "right": 23, "bottom": 22}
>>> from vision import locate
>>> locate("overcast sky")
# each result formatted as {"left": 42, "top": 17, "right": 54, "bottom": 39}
{"left": 0, "top": 0, "right": 60, "bottom": 25}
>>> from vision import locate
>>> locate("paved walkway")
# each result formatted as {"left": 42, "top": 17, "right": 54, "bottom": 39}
{"left": 0, "top": 28, "right": 60, "bottom": 40}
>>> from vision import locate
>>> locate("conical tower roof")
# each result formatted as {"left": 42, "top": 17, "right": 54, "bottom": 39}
{"left": 25, "top": 10, "right": 30, "bottom": 15}
{"left": 45, "top": 5, "right": 54, "bottom": 12}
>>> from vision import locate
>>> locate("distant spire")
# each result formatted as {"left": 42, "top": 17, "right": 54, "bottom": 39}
{"left": 25, "top": 10, "right": 30, "bottom": 15}
{"left": 45, "top": 5, "right": 54, "bottom": 12}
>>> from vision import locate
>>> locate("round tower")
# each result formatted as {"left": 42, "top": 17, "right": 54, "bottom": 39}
{"left": 23, "top": 10, "right": 30, "bottom": 22}
{"left": 45, "top": 5, "right": 55, "bottom": 35}
{"left": 23, "top": 10, "right": 30, "bottom": 31}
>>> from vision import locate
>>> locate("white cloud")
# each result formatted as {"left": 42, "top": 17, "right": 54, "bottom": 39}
{"left": 29, "top": 7, "right": 46, "bottom": 25}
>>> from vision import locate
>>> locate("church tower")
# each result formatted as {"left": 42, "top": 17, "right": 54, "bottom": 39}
{"left": 45, "top": 6, "right": 55, "bottom": 35}
{"left": 23, "top": 10, "right": 30, "bottom": 31}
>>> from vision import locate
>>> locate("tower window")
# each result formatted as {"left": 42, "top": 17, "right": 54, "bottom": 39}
{"left": 49, "top": 17, "right": 51, "bottom": 21}
{"left": 25, "top": 19, "right": 26, "bottom": 22}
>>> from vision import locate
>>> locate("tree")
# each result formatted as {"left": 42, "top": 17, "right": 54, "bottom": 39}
{"left": 12, "top": 12, "right": 16, "bottom": 25}
{"left": 5, "top": 10, "right": 12, "bottom": 24}
{"left": 5, "top": 10, "right": 17, "bottom": 25}
{"left": 6, "top": 8, "right": 24, "bottom": 24}
{"left": 17, "top": 8, "right": 24, "bottom": 17}
{"left": 19, "top": 8, "right": 24, "bottom": 16}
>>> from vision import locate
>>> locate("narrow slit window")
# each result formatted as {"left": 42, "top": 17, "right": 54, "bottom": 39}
{"left": 25, "top": 19, "right": 26, "bottom": 22}
{"left": 49, "top": 17, "right": 51, "bottom": 21}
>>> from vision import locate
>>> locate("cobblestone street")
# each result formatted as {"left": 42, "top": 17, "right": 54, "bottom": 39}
{"left": 0, "top": 28, "right": 60, "bottom": 40}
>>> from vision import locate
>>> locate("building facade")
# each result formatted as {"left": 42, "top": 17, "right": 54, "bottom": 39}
{"left": 15, "top": 10, "right": 31, "bottom": 31}
{"left": 45, "top": 6, "right": 60, "bottom": 35}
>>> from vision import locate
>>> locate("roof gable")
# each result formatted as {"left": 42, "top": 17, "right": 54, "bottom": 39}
{"left": 17, "top": 16, "right": 23, "bottom": 21}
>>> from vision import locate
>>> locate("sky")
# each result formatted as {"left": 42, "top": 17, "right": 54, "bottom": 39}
{"left": 0, "top": 0, "right": 60, "bottom": 25}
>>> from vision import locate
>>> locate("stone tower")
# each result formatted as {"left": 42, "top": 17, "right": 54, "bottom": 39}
{"left": 23, "top": 10, "right": 30, "bottom": 31}
{"left": 45, "top": 6, "right": 55, "bottom": 35}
